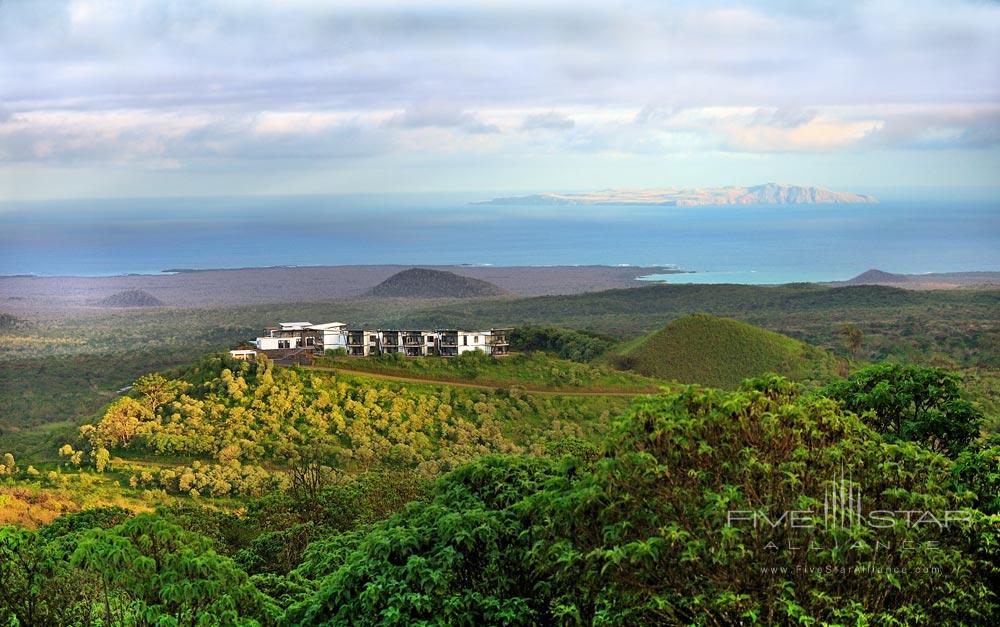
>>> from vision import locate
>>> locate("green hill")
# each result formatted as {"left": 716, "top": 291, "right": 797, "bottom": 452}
{"left": 609, "top": 313, "right": 841, "bottom": 388}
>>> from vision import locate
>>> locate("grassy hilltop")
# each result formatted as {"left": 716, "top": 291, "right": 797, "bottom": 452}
{"left": 608, "top": 313, "right": 842, "bottom": 388}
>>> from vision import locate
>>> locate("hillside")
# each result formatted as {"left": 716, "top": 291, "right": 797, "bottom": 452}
{"left": 95, "top": 289, "right": 165, "bottom": 307}
{"left": 478, "top": 183, "right": 877, "bottom": 206}
{"left": 846, "top": 268, "right": 911, "bottom": 284}
{"left": 835, "top": 268, "right": 1000, "bottom": 289}
{"left": 368, "top": 268, "right": 507, "bottom": 298}
{"left": 608, "top": 313, "right": 841, "bottom": 388}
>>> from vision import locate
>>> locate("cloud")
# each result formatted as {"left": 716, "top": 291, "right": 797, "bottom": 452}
{"left": 749, "top": 107, "right": 819, "bottom": 129}
{"left": 0, "top": 0, "right": 997, "bottom": 196}
{"left": 859, "top": 109, "right": 1000, "bottom": 149}
{"left": 388, "top": 103, "right": 499, "bottom": 134}
{"left": 520, "top": 112, "right": 575, "bottom": 130}
{"left": 3, "top": 0, "right": 998, "bottom": 114}
{"left": 0, "top": 110, "right": 394, "bottom": 165}
{"left": 634, "top": 105, "right": 683, "bottom": 125}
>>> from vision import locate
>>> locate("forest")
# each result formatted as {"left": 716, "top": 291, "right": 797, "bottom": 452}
{"left": 0, "top": 284, "right": 997, "bottom": 624}
{"left": 0, "top": 363, "right": 996, "bottom": 625}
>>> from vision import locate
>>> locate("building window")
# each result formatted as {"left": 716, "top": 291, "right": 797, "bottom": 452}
{"left": 474, "top": 336, "right": 479, "bottom": 343}
{"left": 463, "top": 336, "right": 468, "bottom": 345}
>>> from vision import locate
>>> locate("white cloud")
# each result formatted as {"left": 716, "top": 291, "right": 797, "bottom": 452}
{"left": 0, "top": 0, "right": 997, "bottom": 195}
{"left": 387, "top": 103, "right": 499, "bottom": 134}
{"left": 521, "top": 112, "right": 575, "bottom": 131}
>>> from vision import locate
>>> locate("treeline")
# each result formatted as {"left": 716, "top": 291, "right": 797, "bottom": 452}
{"left": 509, "top": 326, "right": 617, "bottom": 361}
{"left": 2, "top": 371, "right": 997, "bottom": 624}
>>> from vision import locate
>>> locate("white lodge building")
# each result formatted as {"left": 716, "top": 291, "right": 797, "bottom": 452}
{"left": 253, "top": 322, "right": 510, "bottom": 358}
{"left": 254, "top": 322, "right": 349, "bottom": 351}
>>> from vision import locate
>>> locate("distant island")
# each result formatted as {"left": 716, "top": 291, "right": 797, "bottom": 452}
{"left": 476, "top": 183, "right": 877, "bottom": 207}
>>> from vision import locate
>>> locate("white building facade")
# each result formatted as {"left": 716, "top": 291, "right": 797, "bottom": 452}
{"left": 254, "top": 322, "right": 510, "bottom": 357}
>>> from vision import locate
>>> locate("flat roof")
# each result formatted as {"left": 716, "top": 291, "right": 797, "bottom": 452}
{"left": 308, "top": 322, "right": 346, "bottom": 330}
{"left": 279, "top": 321, "right": 313, "bottom": 330}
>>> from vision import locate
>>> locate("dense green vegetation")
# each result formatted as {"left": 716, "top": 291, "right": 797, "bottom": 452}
{"left": 824, "top": 363, "right": 988, "bottom": 456}
{"left": 1, "top": 282, "right": 998, "bottom": 624}
{"left": 608, "top": 313, "right": 842, "bottom": 388}
{"left": 48, "top": 354, "right": 626, "bottom": 499}
{"left": 314, "top": 350, "right": 658, "bottom": 392}
{"left": 391, "top": 284, "right": 1000, "bottom": 367}
{"left": 1, "top": 374, "right": 996, "bottom": 625}
{"left": 509, "top": 326, "right": 618, "bottom": 362}
{"left": 2, "top": 283, "right": 997, "bottom": 437}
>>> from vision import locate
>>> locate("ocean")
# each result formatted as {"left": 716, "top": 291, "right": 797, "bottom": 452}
{"left": 1, "top": 193, "right": 998, "bottom": 283}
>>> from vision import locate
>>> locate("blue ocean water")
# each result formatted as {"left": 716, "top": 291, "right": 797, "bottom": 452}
{"left": 0, "top": 194, "right": 997, "bottom": 283}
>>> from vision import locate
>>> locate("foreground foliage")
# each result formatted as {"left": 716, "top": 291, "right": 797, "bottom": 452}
{"left": 2, "top": 376, "right": 995, "bottom": 625}
{"left": 824, "top": 362, "right": 986, "bottom": 456}
{"left": 286, "top": 377, "right": 996, "bottom": 625}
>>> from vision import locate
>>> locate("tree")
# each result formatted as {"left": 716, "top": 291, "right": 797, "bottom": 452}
{"left": 93, "top": 447, "right": 111, "bottom": 473}
{"left": 824, "top": 363, "right": 983, "bottom": 456}
{"left": 70, "top": 514, "right": 279, "bottom": 625}
{"left": 0, "top": 453, "right": 14, "bottom": 476}
{"left": 90, "top": 397, "right": 149, "bottom": 449}
{"left": 287, "top": 379, "right": 997, "bottom": 625}
{"left": 132, "top": 373, "right": 189, "bottom": 414}
{"left": 838, "top": 323, "right": 864, "bottom": 359}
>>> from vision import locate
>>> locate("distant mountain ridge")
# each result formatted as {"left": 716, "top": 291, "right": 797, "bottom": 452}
{"left": 834, "top": 268, "right": 1000, "bottom": 289}
{"left": 368, "top": 268, "right": 507, "bottom": 298}
{"left": 477, "top": 183, "right": 877, "bottom": 207}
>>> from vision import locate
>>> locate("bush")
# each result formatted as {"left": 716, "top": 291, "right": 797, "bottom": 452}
{"left": 285, "top": 378, "right": 997, "bottom": 624}
{"left": 824, "top": 363, "right": 984, "bottom": 456}
{"left": 510, "top": 326, "right": 616, "bottom": 362}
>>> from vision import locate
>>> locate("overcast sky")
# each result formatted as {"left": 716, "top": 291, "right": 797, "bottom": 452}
{"left": 1, "top": 0, "right": 998, "bottom": 201}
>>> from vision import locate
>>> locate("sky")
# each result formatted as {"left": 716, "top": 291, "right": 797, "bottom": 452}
{"left": 0, "top": 0, "right": 998, "bottom": 201}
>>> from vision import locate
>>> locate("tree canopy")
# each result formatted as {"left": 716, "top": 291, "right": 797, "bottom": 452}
{"left": 824, "top": 363, "right": 984, "bottom": 456}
